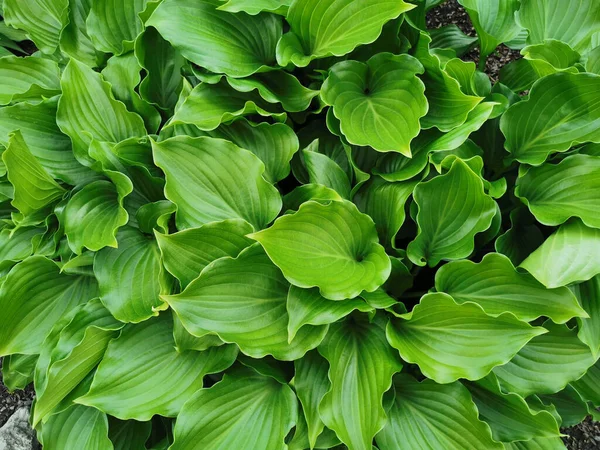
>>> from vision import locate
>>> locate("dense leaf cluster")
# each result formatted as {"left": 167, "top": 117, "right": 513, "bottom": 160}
{"left": 0, "top": 0, "right": 599, "bottom": 449}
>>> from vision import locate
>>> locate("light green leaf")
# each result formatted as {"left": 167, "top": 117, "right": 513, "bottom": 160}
{"left": 169, "top": 366, "right": 297, "bottom": 450}
{"left": 570, "top": 359, "right": 600, "bottom": 407}
{"left": 87, "top": 0, "right": 148, "bottom": 54}
{"left": 148, "top": 0, "right": 281, "bottom": 77}
{"left": 321, "top": 53, "right": 427, "bottom": 156}
{"left": 250, "top": 200, "right": 391, "bottom": 300}
{"left": 353, "top": 176, "right": 416, "bottom": 249}
{"left": 374, "top": 102, "right": 494, "bottom": 182}
{"left": 501, "top": 72, "right": 600, "bottom": 165}
{"left": 319, "top": 314, "right": 403, "bottom": 450}
{"left": 294, "top": 350, "right": 330, "bottom": 449}
{"left": 283, "top": 184, "right": 343, "bottom": 212}
{"left": 586, "top": 45, "right": 600, "bottom": 75}
{"left": 503, "top": 437, "right": 567, "bottom": 450}
{"left": 466, "top": 374, "right": 561, "bottom": 443}
{"left": 57, "top": 58, "right": 146, "bottom": 166}
{"left": 457, "top": 0, "right": 520, "bottom": 59}
{"left": 163, "top": 244, "right": 327, "bottom": 360}
{"left": 0, "top": 256, "right": 97, "bottom": 356}
{"left": 0, "top": 98, "right": 92, "bottom": 185}
{"left": 94, "top": 227, "right": 170, "bottom": 323}
{"left": 276, "top": 0, "right": 415, "bottom": 67}
{"left": 287, "top": 285, "right": 373, "bottom": 342}
{"left": 177, "top": 118, "right": 299, "bottom": 183}
{"left": 3, "top": 0, "right": 68, "bottom": 53}
{"left": 40, "top": 404, "right": 113, "bottom": 450}
{"left": 0, "top": 55, "right": 61, "bottom": 105}
{"left": 571, "top": 276, "right": 600, "bottom": 358}
{"left": 303, "top": 141, "right": 351, "bottom": 199}
{"left": 520, "top": 219, "right": 600, "bottom": 288}
{"left": 522, "top": 39, "right": 581, "bottom": 69}
{"left": 493, "top": 322, "right": 595, "bottom": 397}
{"left": 498, "top": 57, "right": 559, "bottom": 93}
{"left": 518, "top": 0, "right": 600, "bottom": 52}
{"left": 435, "top": 252, "right": 587, "bottom": 323}
{"left": 407, "top": 158, "right": 496, "bottom": 267}
{"left": 152, "top": 136, "right": 282, "bottom": 230}
{"left": 63, "top": 177, "right": 132, "bottom": 254}
{"left": 155, "top": 219, "right": 253, "bottom": 288}
{"left": 77, "top": 314, "right": 238, "bottom": 420}
{"left": 60, "top": 0, "right": 103, "bottom": 67}
{"left": 171, "top": 80, "right": 286, "bottom": 131}
{"left": 430, "top": 24, "right": 478, "bottom": 57}
{"left": 2, "top": 131, "right": 66, "bottom": 219}
{"left": 386, "top": 293, "right": 546, "bottom": 384}
{"left": 217, "top": 0, "right": 291, "bottom": 15}
{"left": 376, "top": 375, "right": 501, "bottom": 450}
{"left": 33, "top": 299, "right": 122, "bottom": 426}
{"left": 415, "top": 32, "right": 483, "bottom": 131}
{"left": 516, "top": 154, "right": 600, "bottom": 228}
{"left": 135, "top": 26, "right": 184, "bottom": 112}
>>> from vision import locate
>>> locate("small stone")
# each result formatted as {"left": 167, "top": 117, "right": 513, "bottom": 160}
{"left": 0, "top": 407, "right": 36, "bottom": 450}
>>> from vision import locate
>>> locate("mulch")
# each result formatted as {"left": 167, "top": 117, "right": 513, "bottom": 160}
{"left": 0, "top": 358, "right": 35, "bottom": 428}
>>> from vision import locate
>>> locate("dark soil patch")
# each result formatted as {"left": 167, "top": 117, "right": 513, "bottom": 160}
{"left": 426, "top": 0, "right": 522, "bottom": 82}
{"left": 563, "top": 417, "right": 600, "bottom": 449}
{"left": 0, "top": 358, "right": 35, "bottom": 428}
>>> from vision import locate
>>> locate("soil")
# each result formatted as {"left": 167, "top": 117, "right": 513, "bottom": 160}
{"left": 0, "top": 358, "right": 35, "bottom": 428}
{"left": 426, "top": 0, "right": 522, "bottom": 82}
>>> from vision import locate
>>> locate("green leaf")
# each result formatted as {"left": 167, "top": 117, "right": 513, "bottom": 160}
{"left": 155, "top": 219, "right": 253, "bottom": 288}
{"left": 495, "top": 207, "right": 545, "bottom": 266}
{"left": 250, "top": 200, "right": 391, "bottom": 300}
{"left": 217, "top": 0, "right": 291, "bottom": 15}
{"left": 179, "top": 118, "right": 299, "bottom": 183}
{"left": 135, "top": 26, "right": 185, "bottom": 112}
{"left": 63, "top": 178, "right": 132, "bottom": 254}
{"left": 386, "top": 293, "right": 546, "bottom": 384}
{"left": 353, "top": 176, "right": 417, "bottom": 249}
{"left": 435, "top": 252, "right": 588, "bottom": 323}
{"left": 108, "top": 418, "right": 152, "bottom": 450}
{"left": 374, "top": 102, "right": 494, "bottom": 182}
{"left": 466, "top": 374, "right": 561, "bottom": 443}
{"left": 318, "top": 314, "right": 403, "bottom": 450}
{"left": 415, "top": 32, "right": 483, "bottom": 131}
{"left": 571, "top": 275, "right": 600, "bottom": 358}
{"left": 283, "top": 184, "right": 343, "bottom": 212}
{"left": 287, "top": 285, "right": 373, "bottom": 341}
{"left": 0, "top": 98, "right": 93, "bottom": 185}
{"left": 407, "top": 158, "right": 496, "bottom": 267}
{"left": 520, "top": 219, "right": 600, "bottom": 288}
{"left": 376, "top": 375, "right": 502, "bottom": 450}
{"left": 163, "top": 244, "right": 327, "bottom": 360}
{"left": 321, "top": 53, "right": 427, "bottom": 156}
{"left": 294, "top": 350, "right": 330, "bottom": 449}
{"left": 3, "top": 0, "right": 68, "bottom": 53}
{"left": 0, "top": 55, "right": 61, "bottom": 105}
{"left": 276, "top": 0, "right": 415, "bottom": 67}
{"left": 570, "top": 359, "right": 600, "bottom": 407}
{"left": 2, "top": 131, "right": 66, "bottom": 219}
{"left": 430, "top": 24, "right": 477, "bottom": 57}
{"left": 33, "top": 298, "right": 122, "bottom": 426}
{"left": 40, "top": 404, "right": 113, "bottom": 450}
{"left": 1, "top": 353, "right": 37, "bottom": 392}
{"left": 493, "top": 322, "right": 595, "bottom": 397}
{"left": 87, "top": 0, "right": 149, "bottom": 54}
{"left": 503, "top": 437, "right": 567, "bottom": 450}
{"left": 172, "top": 313, "right": 226, "bottom": 353}
{"left": 171, "top": 80, "right": 286, "bottom": 131}
{"left": 457, "top": 0, "right": 520, "bottom": 59}
{"left": 169, "top": 366, "right": 297, "bottom": 450}
{"left": 152, "top": 136, "right": 282, "bottom": 230}
{"left": 0, "top": 256, "right": 97, "bottom": 356}
{"left": 538, "top": 385, "right": 593, "bottom": 428}
{"left": 522, "top": 39, "right": 581, "bottom": 69}
{"left": 498, "top": 58, "right": 559, "bottom": 92}
{"left": 57, "top": 58, "right": 146, "bottom": 166}
{"left": 94, "top": 227, "right": 171, "bottom": 323}
{"left": 76, "top": 314, "right": 238, "bottom": 420}
{"left": 303, "top": 141, "right": 351, "bottom": 199}
{"left": 60, "top": 0, "right": 103, "bottom": 67}
{"left": 501, "top": 72, "right": 600, "bottom": 165}
{"left": 518, "top": 0, "right": 600, "bottom": 52}
{"left": 586, "top": 45, "right": 600, "bottom": 75}
{"left": 148, "top": 0, "right": 281, "bottom": 77}
{"left": 516, "top": 154, "right": 600, "bottom": 228}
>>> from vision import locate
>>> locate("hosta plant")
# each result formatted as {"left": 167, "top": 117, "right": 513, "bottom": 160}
{"left": 1, "top": 0, "right": 600, "bottom": 449}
